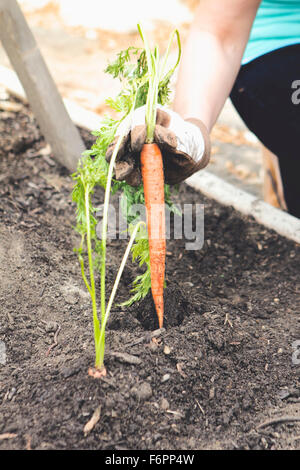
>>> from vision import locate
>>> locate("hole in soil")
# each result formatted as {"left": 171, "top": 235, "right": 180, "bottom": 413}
{"left": 135, "top": 283, "right": 190, "bottom": 330}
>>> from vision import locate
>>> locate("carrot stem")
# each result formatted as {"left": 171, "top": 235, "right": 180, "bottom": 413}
{"left": 98, "top": 221, "right": 146, "bottom": 350}
{"left": 84, "top": 184, "right": 101, "bottom": 364}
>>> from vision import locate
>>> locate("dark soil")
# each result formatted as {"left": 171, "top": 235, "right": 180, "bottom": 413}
{"left": 0, "top": 97, "right": 299, "bottom": 451}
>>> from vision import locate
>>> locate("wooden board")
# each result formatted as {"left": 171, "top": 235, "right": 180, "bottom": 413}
{"left": 0, "top": 0, "right": 85, "bottom": 172}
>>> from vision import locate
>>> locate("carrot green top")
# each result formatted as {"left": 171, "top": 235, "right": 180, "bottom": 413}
{"left": 242, "top": 0, "right": 300, "bottom": 64}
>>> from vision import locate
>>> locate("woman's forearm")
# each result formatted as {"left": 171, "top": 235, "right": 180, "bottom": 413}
{"left": 173, "top": 0, "right": 261, "bottom": 132}
{"left": 173, "top": 30, "right": 246, "bottom": 132}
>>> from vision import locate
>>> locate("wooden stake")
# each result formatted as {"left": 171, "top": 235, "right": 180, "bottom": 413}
{"left": 0, "top": 0, "right": 85, "bottom": 172}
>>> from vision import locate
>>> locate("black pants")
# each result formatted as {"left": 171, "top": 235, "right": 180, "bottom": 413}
{"left": 230, "top": 44, "right": 300, "bottom": 218}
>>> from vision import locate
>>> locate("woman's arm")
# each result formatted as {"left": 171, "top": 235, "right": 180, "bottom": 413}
{"left": 173, "top": 0, "right": 261, "bottom": 132}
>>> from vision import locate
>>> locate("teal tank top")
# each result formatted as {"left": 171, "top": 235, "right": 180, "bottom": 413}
{"left": 242, "top": 0, "right": 300, "bottom": 64}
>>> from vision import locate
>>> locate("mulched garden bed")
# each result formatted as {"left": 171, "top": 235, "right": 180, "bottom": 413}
{"left": 0, "top": 96, "right": 299, "bottom": 450}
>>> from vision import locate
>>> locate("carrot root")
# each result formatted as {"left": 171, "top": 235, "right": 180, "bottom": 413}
{"left": 88, "top": 366, "right": 107, "bottom": 379}
{"left": 141, "top": 143, "right": 166, "bottom": 328}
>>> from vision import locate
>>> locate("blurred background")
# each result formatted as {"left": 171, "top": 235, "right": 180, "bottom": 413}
{"left": 0, "top": 0, "right": 263, "bottom": 197}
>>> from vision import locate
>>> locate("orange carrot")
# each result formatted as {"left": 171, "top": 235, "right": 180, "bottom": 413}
{"left": 141, "top": 143, "right": 166, "bottom": 328}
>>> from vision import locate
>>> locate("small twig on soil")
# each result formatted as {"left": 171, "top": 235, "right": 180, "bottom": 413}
{"left": 46, "top": 324, "right": 61, "bottom": 356}
{"left": 257, "top": 416, "right": 300, "bottom": 430}
{"left": 125, "top": 328, "right": 166, "bottom": 348}
{"left": 83, "top": 406, "right": 101, "bottom": 436}
{"left": 176, "top": 362, "right": 187, "bottom": 378}
{"left": 224, "top": 313, "right": 233, "bottom": 328}
{"left": 0, "top": 433, "right": 17, "bottom": 440}
{"left": 166, "top": 410, "right": 185, "bottom": 418}
{"left": 195, "top": 399, "right": 205, "bottom": 415}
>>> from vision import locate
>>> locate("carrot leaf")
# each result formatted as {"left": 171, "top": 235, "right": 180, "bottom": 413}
{"left": 72, "top": 25, "right": 181, "bottom": 371}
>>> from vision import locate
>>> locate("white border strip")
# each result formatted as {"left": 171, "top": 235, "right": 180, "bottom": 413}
{"left": 1, "top": 65, "right": 299, "bottom": 244}
{"left": 187, "top": 172, "right": 300, "bottom": 243}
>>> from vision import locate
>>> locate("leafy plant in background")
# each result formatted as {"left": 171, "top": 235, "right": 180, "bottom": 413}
{"left": 72, "top": 24, "right": 181, "bottom": 376}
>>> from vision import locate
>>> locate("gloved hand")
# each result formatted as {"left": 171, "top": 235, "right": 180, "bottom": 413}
{"left": 105, "top": 105, "right": 211, "bottom": 186}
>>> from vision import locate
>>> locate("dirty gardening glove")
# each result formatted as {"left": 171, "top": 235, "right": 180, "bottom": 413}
{"left": 105, "top": 105, "right": 211, "bottom": 186}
